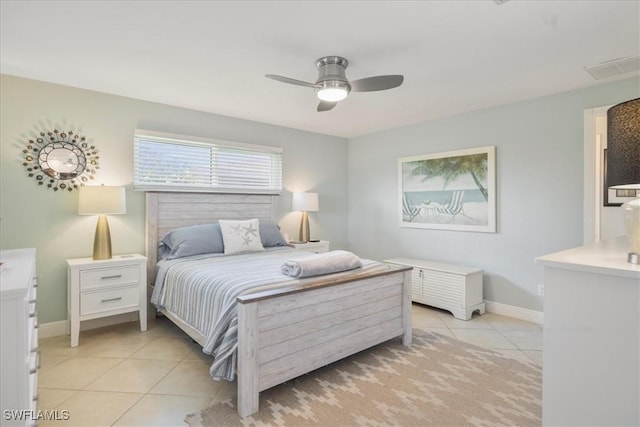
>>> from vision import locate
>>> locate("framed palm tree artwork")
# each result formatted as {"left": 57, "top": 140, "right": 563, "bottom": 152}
{"left": 399, "top": 146, "right": 496, "bottom": 232}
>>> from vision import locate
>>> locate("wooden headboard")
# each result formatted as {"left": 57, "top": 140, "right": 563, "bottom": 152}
{"left": 145, "top": 192, "right": 278, "bottom": 282}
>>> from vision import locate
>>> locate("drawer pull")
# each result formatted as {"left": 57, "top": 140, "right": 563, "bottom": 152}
{"left": 101, "top": 297, "right": 123, "bottom": 303}
{"left": 29, "top": 310, "right": 37, "bottom": 318}
{"left": 28, "top": 299, "right": 36, "bottom": 304}
{"left": 101, "top": 274, "right": 122, "bottom": 280}
{"left": 32, "top": 394, "right": 39, "bottom": 403}
{"left": 29, "top": 368, "right": 37, "bottom": 375}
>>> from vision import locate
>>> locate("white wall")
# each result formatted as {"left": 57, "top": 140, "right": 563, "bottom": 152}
{"left": 347, "top": 77, "right": 639, "bottom": 312}
{"left": 0, "top": 74, "right": 348, "bottom": 323}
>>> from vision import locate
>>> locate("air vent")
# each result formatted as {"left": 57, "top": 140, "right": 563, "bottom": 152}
{"left": 584, "top": 56, "right": 640, "bottom": 80}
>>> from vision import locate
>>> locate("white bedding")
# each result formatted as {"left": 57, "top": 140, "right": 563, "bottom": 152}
{"left": 151, "top": 248, "right": 381, "bottom": 381}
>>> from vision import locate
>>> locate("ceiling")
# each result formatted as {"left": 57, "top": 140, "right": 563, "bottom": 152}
{"left": 1, "top": 1, "right": 639, "bottom": 138}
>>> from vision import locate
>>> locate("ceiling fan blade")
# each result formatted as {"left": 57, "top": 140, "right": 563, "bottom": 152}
{"left": 350, "top": 75, "right": 404, "bottom": 92}
{"left": 265, "top": 74, "right": 318, "bottom": 88}
{"left": 317, "top": 101, "right": 337, "bottom": 112}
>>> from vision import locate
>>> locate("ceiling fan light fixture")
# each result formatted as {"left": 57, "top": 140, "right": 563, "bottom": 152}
{"left": 316, "top": 80, "right": 350, "bottom": 102}
{"left": 266, "top": 55, "right": 403, "bottom": 111}
{"left": 317, "top": 87, "right": 348, "bottom": 102}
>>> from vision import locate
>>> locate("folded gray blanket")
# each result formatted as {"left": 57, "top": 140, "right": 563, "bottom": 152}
{"left": 281, "top": 250, "right": 363, "bottom": 278}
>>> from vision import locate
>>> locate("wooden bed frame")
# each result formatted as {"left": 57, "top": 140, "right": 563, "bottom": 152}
{"left": 145, "top": 192, "right": 412, "bottom": 417}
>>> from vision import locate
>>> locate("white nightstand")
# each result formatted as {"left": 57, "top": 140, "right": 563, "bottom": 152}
{"left": 67, "top": 254, "right": 147, "bottom": 347}
{"left": 289, "top": 240, "right": 330, "bottom": 254}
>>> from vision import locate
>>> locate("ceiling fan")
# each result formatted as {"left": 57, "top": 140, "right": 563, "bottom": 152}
{"left": 265, "top": 56, "right": 404, "bottom": 112}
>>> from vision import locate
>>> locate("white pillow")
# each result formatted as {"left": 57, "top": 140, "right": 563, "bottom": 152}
{"left": 219, "top": 219, "right": 265, "bottom": 255}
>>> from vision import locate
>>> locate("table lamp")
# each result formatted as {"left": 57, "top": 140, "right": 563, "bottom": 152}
{"left": 78, "top": 186, "right": 126, "bottom": 260}
{"left": 622, "top": 195, "right": 640, "bottom": 264}
{"left": 292, "top": 192, "right": 319, "bottom": 243}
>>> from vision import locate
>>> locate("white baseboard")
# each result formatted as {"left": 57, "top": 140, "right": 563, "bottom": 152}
{"left": 39, "top": 312, "right": 139, "bottom": 339}
{"left": 39, "top": 320, "right": 69, "bottom": 339}
{"left": 484, "top": 300, "right": 544, "bottom": 325}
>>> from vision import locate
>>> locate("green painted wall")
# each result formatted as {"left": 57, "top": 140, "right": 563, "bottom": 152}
{"left": 3, "top": 73, "right": 638, "bottom": 323}
{"left": 347, "top": 77, "right": 639, "bottom": 312}
{"left": 0, "top": 74, "right": 348, "bottom": 323}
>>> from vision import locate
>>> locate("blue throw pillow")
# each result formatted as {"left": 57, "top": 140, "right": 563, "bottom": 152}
{"left": 260, "top": 222, "right": 288, "bottom": 247}
{"left": 159, "top": 223, "right": 224, "bottom": 259}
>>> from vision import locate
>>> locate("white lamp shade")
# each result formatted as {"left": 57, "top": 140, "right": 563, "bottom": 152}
{"left": 78, "top": 186, "right": 126, "bottom": 215}
{"left": 292, "top": 192, "right": 319, "bottom": 212}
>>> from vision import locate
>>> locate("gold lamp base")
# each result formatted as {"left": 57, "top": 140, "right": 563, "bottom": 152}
{"left": 298, "top": 211, "right": 310, "bottom": 243}
{"left": 93, "top": 214, "right": 113, "bottom": 260}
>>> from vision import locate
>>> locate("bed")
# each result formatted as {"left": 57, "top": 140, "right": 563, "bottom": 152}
{"left": 145, "top": 192, "right": 412, "bottom": 418}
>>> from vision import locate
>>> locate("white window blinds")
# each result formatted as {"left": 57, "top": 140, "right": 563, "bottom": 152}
{"left": 133, "top": 130, "right": 282, "bottom": 194}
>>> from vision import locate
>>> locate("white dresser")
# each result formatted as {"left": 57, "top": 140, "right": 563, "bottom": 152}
{"left": 67, "top": 254, "right": 147, "bottom": 347}
{"left": 537, "top": 237, "right": 640, "bottom": 426}
{"left": 385, "top": 258, "right": 485, "bottom": 320}
{"left": 1, "top": 248, "right": 38, "bottom": 426}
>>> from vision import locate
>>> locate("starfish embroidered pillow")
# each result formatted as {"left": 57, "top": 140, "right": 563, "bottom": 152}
{"left": 219, "top": 219, "right": 266, "bottom": 255}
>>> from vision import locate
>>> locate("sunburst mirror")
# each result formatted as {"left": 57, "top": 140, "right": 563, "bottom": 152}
{"left": 22, "top": 129, "right": 99, "bottom": 191}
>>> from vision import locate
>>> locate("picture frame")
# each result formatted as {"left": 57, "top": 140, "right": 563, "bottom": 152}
{"left": 399, "top": 146, "right": 496, "bottom": 232}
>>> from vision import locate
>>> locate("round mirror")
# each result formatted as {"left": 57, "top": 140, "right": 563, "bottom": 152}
{"left": 22, "top": 129, "right": 99, "bottom": 192}
{"left": 39, "top": 142, "right": 87, "bottom": 180}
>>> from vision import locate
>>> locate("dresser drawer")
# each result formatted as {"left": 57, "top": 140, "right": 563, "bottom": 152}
{"left": 80, "top": 265, "right": 139, "bottom": 291}
{"left": 80, "top": 285, "right": 139, "bottom": 316}
{"left": 29, "top": 349, "right": 38, "bottom": 404}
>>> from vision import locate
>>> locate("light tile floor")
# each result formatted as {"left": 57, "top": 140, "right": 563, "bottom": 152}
{"left": 37, "top": 304, "right": 542, "bottom": 426}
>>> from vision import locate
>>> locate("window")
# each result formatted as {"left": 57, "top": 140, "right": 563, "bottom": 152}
{"left": 133, "top": 130, "right": 282, "bottom": 194}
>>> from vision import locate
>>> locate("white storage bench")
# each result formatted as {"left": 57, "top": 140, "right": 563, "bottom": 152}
{"left": 385, "top": 258, "right": 485, "bottom": 320}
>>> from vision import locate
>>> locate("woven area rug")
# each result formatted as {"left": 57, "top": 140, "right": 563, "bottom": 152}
{"left": 186, "top": 330, "right": 541, "bottom": 426}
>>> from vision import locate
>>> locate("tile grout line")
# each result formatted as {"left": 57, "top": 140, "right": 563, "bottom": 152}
{"left": 109, "top": 393, "right": 146, "bottom": 427}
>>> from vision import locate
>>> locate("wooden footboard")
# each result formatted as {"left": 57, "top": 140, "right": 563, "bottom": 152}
{"left": 236, "top": 266, "right": 412, "bottom": 418}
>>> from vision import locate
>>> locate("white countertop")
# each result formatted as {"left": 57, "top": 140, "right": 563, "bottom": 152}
{"left": 0, "top": 248, "right": 36, "bottom": 296}
{"left": 537, "top": 236, "right": 640, "bottom": 280}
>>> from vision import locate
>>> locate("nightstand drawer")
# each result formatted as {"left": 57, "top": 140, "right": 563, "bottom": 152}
{"left": 80, "top": 265, "right": 139, "bottom": 290}
{"left": 80, "top": 286, "right": 139, "bottom": 316}
{"left": 290, "top": 241, "right": 330, "bottom": 254}
{"left": 297, "top": 246, "right": 328, "bottom": 254}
